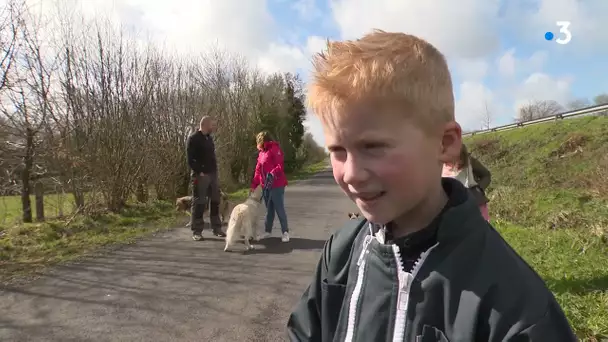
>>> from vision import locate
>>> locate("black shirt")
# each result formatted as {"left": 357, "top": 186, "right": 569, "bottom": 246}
{"left": 388, "top": 179, "right": 467, "bottom": 272}
{"left": 186, "top": 131, "right": 217, "bottom": 174}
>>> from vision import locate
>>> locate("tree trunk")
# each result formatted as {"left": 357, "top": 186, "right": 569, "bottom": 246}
{"left": 135, "top": 180, "right": 148, "bottom": 203}
{"left": 34, "top": 181, "right": 44, "bottom": 222}
{"left": 20, "top": 184, "right": 32, "bottom": 223}
{"left": 21, "top": 128, "right": 34, "bottom": 223}
{"left": 72, "top": 188, "right": 85, "bottom": 211}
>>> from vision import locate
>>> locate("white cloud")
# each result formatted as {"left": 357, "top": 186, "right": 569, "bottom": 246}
{"left": 496, "top": 49, "right": 548, "bottom": 79}
{"left": 454, "top": 69, "right": 573, "bottom": 129}
{"left": 258, "top": 43, "right": 308, "bottom": 74}
{"left": 513, "top": 73, "right": 573, "bottom": 111}
{"left": 21, "top": 0, "right": 311, "bottom": 73}
{"left": 330, "top": 0, "right": 501, "bottom": 59}
{"left": 452, "top": 58, "right": 489, "bottom": 82}
{"left": 306, "top": 36, "right": 327, "bottom": 56}
{"left": 119, "top": 0, "right": 277, "bottom": 60}
{"left": 455, "top": 82, "right": 499, "bottom": 130}
{"left": 497, "top": 49, "right": 516, "bottom": 78}
{"left": 292, "top": 0, "right": 322, "bottom": 20}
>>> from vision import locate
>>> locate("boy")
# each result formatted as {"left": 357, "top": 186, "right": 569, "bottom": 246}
{"left": 286, "top": 30, "right": 576, "bottom": 341}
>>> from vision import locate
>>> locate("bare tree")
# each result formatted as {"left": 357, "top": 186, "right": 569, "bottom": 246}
{"left": 593, "top": 93, "right": 608, "bottom": 116}
{"left": 0, "top": 0, "right": 25, "bottom": 199}
{"left": 0, "top": 0, "right": 24, "bottom": 92}
{"left": 517, "top": 100, "right": 563, "bottom": 122}
{"left": 480, "top": 100, "right": 492, "bottom": 130}
{"left": 566, "top": 98, "right": 590, "bottom": 111}
{"left": 0, "top": 1, "right": 326, "bottom": 224}
{"left": 0, "top": 2, "right": 61, "bottom": 222}
{"left": 593, "top": 93, "right": 608, "bottom": 105}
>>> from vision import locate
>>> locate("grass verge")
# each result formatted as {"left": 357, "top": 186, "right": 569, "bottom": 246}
{"left": 497, "top": 222, "right": 608, "bottom": 340}
{"left": 465, "top": 115, "right": 608, "bottom": 231}
{"left": 0, "top": 201, "right": 181, "bottom": 284}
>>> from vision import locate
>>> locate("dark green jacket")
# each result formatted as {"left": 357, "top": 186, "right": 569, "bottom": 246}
{"left": 470, "top": 156, "right": 491, "bottom": 205}
{"left": 287, "top": 180, "right": 575, "bottom": 342}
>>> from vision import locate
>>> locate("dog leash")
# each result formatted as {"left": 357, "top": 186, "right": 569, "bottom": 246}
{"left": 262, "top": 173, "right": 274, "bottom": 208}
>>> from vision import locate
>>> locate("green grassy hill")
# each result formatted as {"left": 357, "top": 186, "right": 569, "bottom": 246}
{"left": 465, "top": 115, "right": 608, "bottom": 340}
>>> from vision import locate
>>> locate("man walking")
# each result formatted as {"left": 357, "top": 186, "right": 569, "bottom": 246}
{"left": 186, "top": 116, "right": 226, "bottom": 240}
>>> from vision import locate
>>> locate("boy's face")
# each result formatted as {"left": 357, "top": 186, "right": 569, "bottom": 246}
{"left": 324, "top": 104, "right": 461, "bottom": 225}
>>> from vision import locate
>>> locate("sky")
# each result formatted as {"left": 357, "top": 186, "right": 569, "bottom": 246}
{"left": 17, "top": 0, "right": 608, "bottom": 147}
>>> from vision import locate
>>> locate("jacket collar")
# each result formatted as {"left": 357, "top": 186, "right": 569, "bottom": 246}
{"left": 367, "top": 178, "right": 485, "bottom": 244}
{"left": 435, "top": 178, "right": 487, "bottom": 244}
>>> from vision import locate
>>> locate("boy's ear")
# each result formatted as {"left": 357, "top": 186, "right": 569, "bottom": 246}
{"left": 438, "top": 121, "right": 462, "bottom": 164}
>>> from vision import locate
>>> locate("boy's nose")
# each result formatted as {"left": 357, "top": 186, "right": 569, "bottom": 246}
{"left": 342, "top": 156, "right": 370, "bottom": 185}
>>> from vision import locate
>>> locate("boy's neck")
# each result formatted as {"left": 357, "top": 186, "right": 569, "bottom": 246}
{"left": 390, "top": 184, "right": 448, "bottom": 239}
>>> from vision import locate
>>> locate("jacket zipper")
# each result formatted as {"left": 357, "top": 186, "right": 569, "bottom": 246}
{"left": 391, "top": 243, "right": 438, "bottom": 342}
{"left": 343, "top": 234, "right": 373, "bottom": 342}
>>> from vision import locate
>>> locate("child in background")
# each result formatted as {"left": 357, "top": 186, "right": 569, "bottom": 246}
{"left": 442, "top": 144, "right": 492, "bottom": 221}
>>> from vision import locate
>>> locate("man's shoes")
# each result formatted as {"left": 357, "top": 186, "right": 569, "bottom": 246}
{"left": 213, "top": 230, "right": 226, "bottom": 238}
{"left": 192, "top": 233, "right": 203, "bottom": 241}
{"left": 262, "top": 232, "right": 272, "bottom": 239}
{"left": 281, "top": 232, "right": 290, "bottom": 243}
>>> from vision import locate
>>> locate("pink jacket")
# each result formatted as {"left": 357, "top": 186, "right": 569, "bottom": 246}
{"left": 251, "top": 141, "right": 288, "bottom": 190}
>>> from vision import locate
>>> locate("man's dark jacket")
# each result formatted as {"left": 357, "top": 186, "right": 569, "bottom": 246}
{"left": 186, "top": 131, "right": 217, "bottom": 174}
{"left": 286, "top": 179, "right": 576, "bottom": 342}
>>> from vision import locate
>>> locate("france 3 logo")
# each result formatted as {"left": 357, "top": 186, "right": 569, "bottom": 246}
{"left": 544, "top": 21, "right": 572, "bottom": 45}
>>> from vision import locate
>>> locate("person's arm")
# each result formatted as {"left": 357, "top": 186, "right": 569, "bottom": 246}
{"left": 288, "top": 219, "right": 362, "bottom": 341}
{"left": 481, "top": 295, "right": 577, "bottom": 342}
{"left": 509, "top": 300, "right": 578, "bottom": 341}
{"left": 470, "top": 157, "right": 491, "bottom": 190}
{"left": 251, "top": 158, "right": 262, "bottom": 191}
{"left": 474, "top": 268, "right": 577, "bottom": 342}
{"left": 186, "top": 135, "right": 203, "bottom": 174}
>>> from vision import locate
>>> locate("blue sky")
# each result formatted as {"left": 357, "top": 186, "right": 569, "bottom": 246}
{"left": 23, "top": 0, "right": 608, "bottom": 146}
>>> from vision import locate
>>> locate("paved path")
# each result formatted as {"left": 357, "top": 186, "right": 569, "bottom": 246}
{"left": 0, "top": 169, "right": 356, "bottom": 342}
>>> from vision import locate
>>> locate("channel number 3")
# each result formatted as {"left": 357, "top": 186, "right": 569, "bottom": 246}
{"left": 556, "top": 21, "right": 572, "bottom": 45}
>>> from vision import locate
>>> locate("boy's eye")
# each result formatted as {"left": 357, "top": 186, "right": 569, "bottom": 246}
{"left": 363, "top": 142, "right": 387, "bottom": 150}
{"left": 327, "top": 146, "right": 347, "bottom": 160}
{"left": 327, "top": 145, "right": 344, "bottom": 154}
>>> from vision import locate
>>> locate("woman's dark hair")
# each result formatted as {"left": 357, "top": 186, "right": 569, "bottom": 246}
{"left": 458, "top": 144, "right": 470, "bottom": 169}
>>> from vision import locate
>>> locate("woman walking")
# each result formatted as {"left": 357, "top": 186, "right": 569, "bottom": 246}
{"left": 442, "top": 144, "right": 492, "bottom": 221}
{"left": 251, "top": 131, "right": 290, "bottom": 242}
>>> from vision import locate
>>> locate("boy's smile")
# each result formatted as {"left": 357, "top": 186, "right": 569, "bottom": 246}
{"left": 350, "top": 190, "right": 387, "bottom": 209}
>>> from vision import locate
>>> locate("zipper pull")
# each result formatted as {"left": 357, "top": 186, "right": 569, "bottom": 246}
{"left": 398, "top": 271, "right": 412, "bottom": 310}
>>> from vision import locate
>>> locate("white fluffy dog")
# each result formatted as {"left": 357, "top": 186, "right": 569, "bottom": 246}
{"left": 224, "top": 186, "right": 264, "bottom": 252}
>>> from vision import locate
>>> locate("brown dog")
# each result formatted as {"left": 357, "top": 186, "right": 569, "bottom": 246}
{"left": 176, "top": 190, "right": 230, "bottom": 224}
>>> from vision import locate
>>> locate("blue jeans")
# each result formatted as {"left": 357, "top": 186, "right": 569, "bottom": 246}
{"left": 264, "top": 186, "right": 288, "bottom": 234}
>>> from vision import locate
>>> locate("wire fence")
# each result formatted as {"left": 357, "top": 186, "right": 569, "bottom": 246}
{"left": 463, "top": 103, "right": 608, "bottom": 137}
